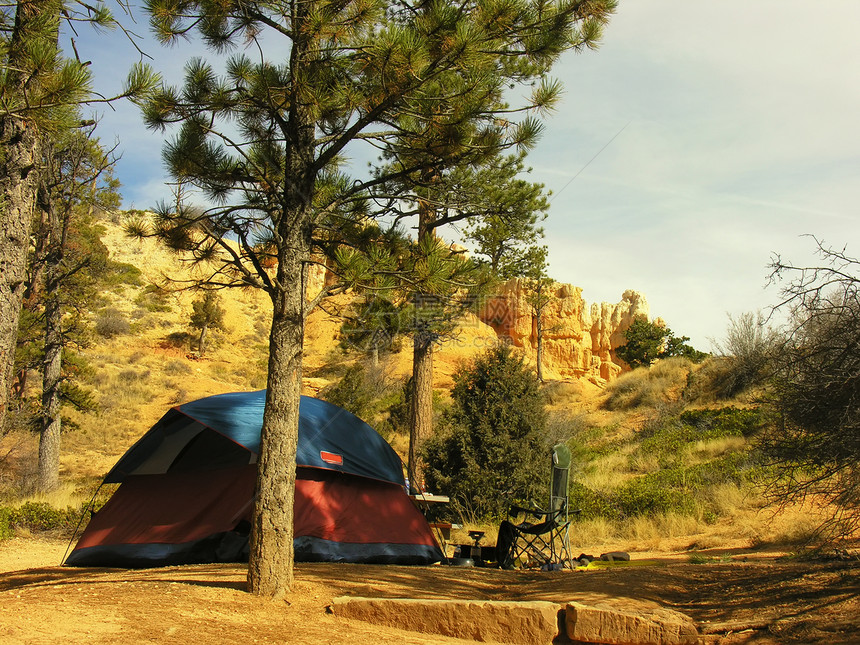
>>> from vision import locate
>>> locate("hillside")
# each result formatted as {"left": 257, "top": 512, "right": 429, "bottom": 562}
{"left": 0, "top": 216, "right": 844, "bottom": 559}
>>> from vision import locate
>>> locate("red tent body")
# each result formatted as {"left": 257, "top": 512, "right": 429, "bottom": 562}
{"left": 67, "top": 392, "right": 442, "bottom": 567}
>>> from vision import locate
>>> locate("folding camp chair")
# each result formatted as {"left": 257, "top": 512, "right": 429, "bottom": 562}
{"left": 496, "top": 443, "right": 575, "bottom": 570}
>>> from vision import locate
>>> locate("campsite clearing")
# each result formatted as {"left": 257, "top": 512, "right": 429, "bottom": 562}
{"left": 2, "top": 536, "right": 859, "bottom": 644}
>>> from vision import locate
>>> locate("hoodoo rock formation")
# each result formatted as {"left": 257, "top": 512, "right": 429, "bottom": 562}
{"left": 478, "top": 279, "right": 649, "bottom": 383}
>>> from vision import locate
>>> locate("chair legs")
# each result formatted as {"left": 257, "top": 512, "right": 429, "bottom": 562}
{"left": 502, "top": 521, "right": 574, "bottom": 570}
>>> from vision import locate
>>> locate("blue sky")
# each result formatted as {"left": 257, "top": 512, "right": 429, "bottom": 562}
{"left": 76, "top": 1, "right": 860, "bottom": 350}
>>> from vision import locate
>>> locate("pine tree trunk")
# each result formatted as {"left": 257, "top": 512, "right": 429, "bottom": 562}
{"left": 246, "top": 283, "right": 304, "bottom": 598}
{"left": 38, "top": 278, "right": 62, "bottom": 491}
{"left": 408, "top": 192, "right": 437, "bottom": 486}
{"left": 0, "top": 0, "right": 57, "bottom": 433}
{"left": 247, "top": 222, "right": 308, "bottom": 597}
{"left": 409, "top": 332, "right": 434, "bottom": 486}
{"left": 536, "top": 308, "right": 544, "bottom": 384}
{"left": 536, "top": 280, "right": 545, "bottom": 384}
{"left": 198, "top": 323, "right": 208, "bottom": 355}
{"left": 37, "top": 179, "right": 62, "bottom": 491}
{"left": 0, "top": 115, "right": 37, "bottom": 434}
{"left": 247, "top": 7, "right": 315, "bottom": 595}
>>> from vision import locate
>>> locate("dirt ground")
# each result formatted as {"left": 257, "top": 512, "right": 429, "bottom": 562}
{"left": 1, "top": 536, "right": 858, "bottom": 645}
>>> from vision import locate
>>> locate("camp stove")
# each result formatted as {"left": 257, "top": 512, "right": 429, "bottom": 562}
{"left": 466, "top": 530, "right": 485, "bottom": 560}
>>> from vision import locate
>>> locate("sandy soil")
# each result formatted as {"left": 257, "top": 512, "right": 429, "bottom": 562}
{"left": 1, "top": 536, "right": 858, "bottom": 644}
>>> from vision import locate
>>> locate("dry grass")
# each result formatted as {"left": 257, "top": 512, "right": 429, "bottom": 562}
{"left": 703, "top": 482, "right": 750, "bottom": 516}
{"left": 622, "top": 511, "right": 709, "bottom": 550}
{"left": 603, "top": 357, "right": 693, "bottom": 411}
{"left": 578, "top": 448, "right": 637, "bottom": 492}
{"left": 569, "top": 517, "right": 618, "bottom": 547}
{"left": 685, "top": 435, "right": 748, "bottom": 464}
{"left": 14, "top": 483, "right": 88, "bottom": 510}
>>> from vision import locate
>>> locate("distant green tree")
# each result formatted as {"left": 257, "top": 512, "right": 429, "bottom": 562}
{"left": 461, "top": 153, "right": 550, "bottom": 281}
{"left": 189, "top": 291, "right": 226, "bottom": 356}
{"left": 321, "top": 364, "right": 375, "bottom": 422}
{"left": 459, "top": 152, "right": 552, "bottom": 381}
{"left": 527, "top": 275, "right": 554, "bottom": 383}
{"left": 339, "top": 295, "right": 406, "bottom": 368}
{"left": 423, "top": 344, "right": 546, "bottom": 519}
{"left": 616, "top": 316, "right": 707, "bottom": 369}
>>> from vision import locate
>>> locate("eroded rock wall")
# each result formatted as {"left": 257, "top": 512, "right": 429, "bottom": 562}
{"left": 478, "top": 279, "right": 648, "bottom": 383}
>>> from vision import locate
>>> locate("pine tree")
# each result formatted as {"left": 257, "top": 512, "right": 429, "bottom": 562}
{"left": 33, "top": 123, "right": 119, "bottom": 491}
{"left": 135, "top": 0, "right": 616, "bottom": 597}
{"left": 527, "top": 274, "right": 553, "bottom": 383}
{"left": 616, "top": 316, "right": 707, "bottom": 369}
{"left": 461, "top": 153, "right": 551, "bottom": 380}
{"left": 190, "top": 291, "right": 226, "bottom": 356}
{"left": 423, "top": 344, "right": 547, "bottom": 519}
{"left": 0, "top": 0, "right": 156, "bottom": 434}
{"left": 462, "top": 153, "right": 550, "bottom": 280}
{"left": 402, "top": 152, "right": 551, "bottom": 465}
{"left": 0, "top": 1, "right": 66, "bottom": 437}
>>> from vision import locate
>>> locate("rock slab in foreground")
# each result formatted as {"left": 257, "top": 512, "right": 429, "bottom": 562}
{"left": 330, "top": 596, "right": 561, "bottom": 645}
{"left": 565, "top": 601, "right": 698, "bottom": 645}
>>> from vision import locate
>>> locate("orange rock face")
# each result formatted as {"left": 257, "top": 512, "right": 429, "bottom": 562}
{"left": 302, "top": 270, "right": 647, "bottom": 387}
{"left": 477, "top": 279, "right": 649, "bottom": 383}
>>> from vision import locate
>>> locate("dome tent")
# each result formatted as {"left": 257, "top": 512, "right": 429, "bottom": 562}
{"left": 66, "top": 391, "right": 442, "bottom": 567}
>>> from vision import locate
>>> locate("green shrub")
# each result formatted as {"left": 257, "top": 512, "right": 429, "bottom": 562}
{"left": 567, "top": 481, "right": 614, "bottom": 520}
{"left": 0, "top": 502, "right": 85, "bottom": 539}
{"left": 611, "top": 472, "right": 697, "bottom": 518}
{"left": 423, "top": 345, "right": 547, "bottom": 520}
{"left": 102, "top": 261, "right": 143, "bottom": 289}
{"left": 322, "top": 363, "right": 377, "bottom": 420}
{"left": 135, "top": 284, "right": 173, "bottom": 312}
{"left": 678, "top": 407, "right": 765, "bottom": 438}
{"left": 95, "top": 308, "right": 130, "bottom": 338}
{"left": 636, "top": 407, "right": 765, "bottom": 467}
{"left": 0, "top": 508, "right": 12, "bottom": 540}
{"left": 601, "top": 451, "right": 759, "bottom": 521}
{"left": 685, "top": 452, "right": 759, "bottom": 487}
{"left": 374, "top": 380, "right": 412, "bottom": 440}
{"left": 165, "top": 331, "right": 194, "bottom": 349}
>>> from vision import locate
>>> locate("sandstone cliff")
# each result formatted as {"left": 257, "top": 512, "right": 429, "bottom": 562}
{"left": 477, "top": 279, "right": 649, "bottom": 383}
{"left": 101, "top": 221, "right": 645, "bottom": 388}
{"left": 301, "top": 268, "right": 648, "bottom": 386}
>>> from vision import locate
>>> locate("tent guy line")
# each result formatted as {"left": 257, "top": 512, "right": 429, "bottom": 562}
{"left": 549, "top": 121, "right": 630, "bottom": 203}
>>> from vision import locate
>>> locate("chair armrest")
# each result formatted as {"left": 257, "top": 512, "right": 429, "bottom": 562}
{"left": 508, "top": 503, "right": 550, "bottom": 521}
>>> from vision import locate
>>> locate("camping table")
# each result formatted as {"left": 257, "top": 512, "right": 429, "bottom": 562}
{"left": 409, "top": 493, "right": 453, "bottom": 554}
{"left": 409, "top": 493, "right": 450, "bottom": 506}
